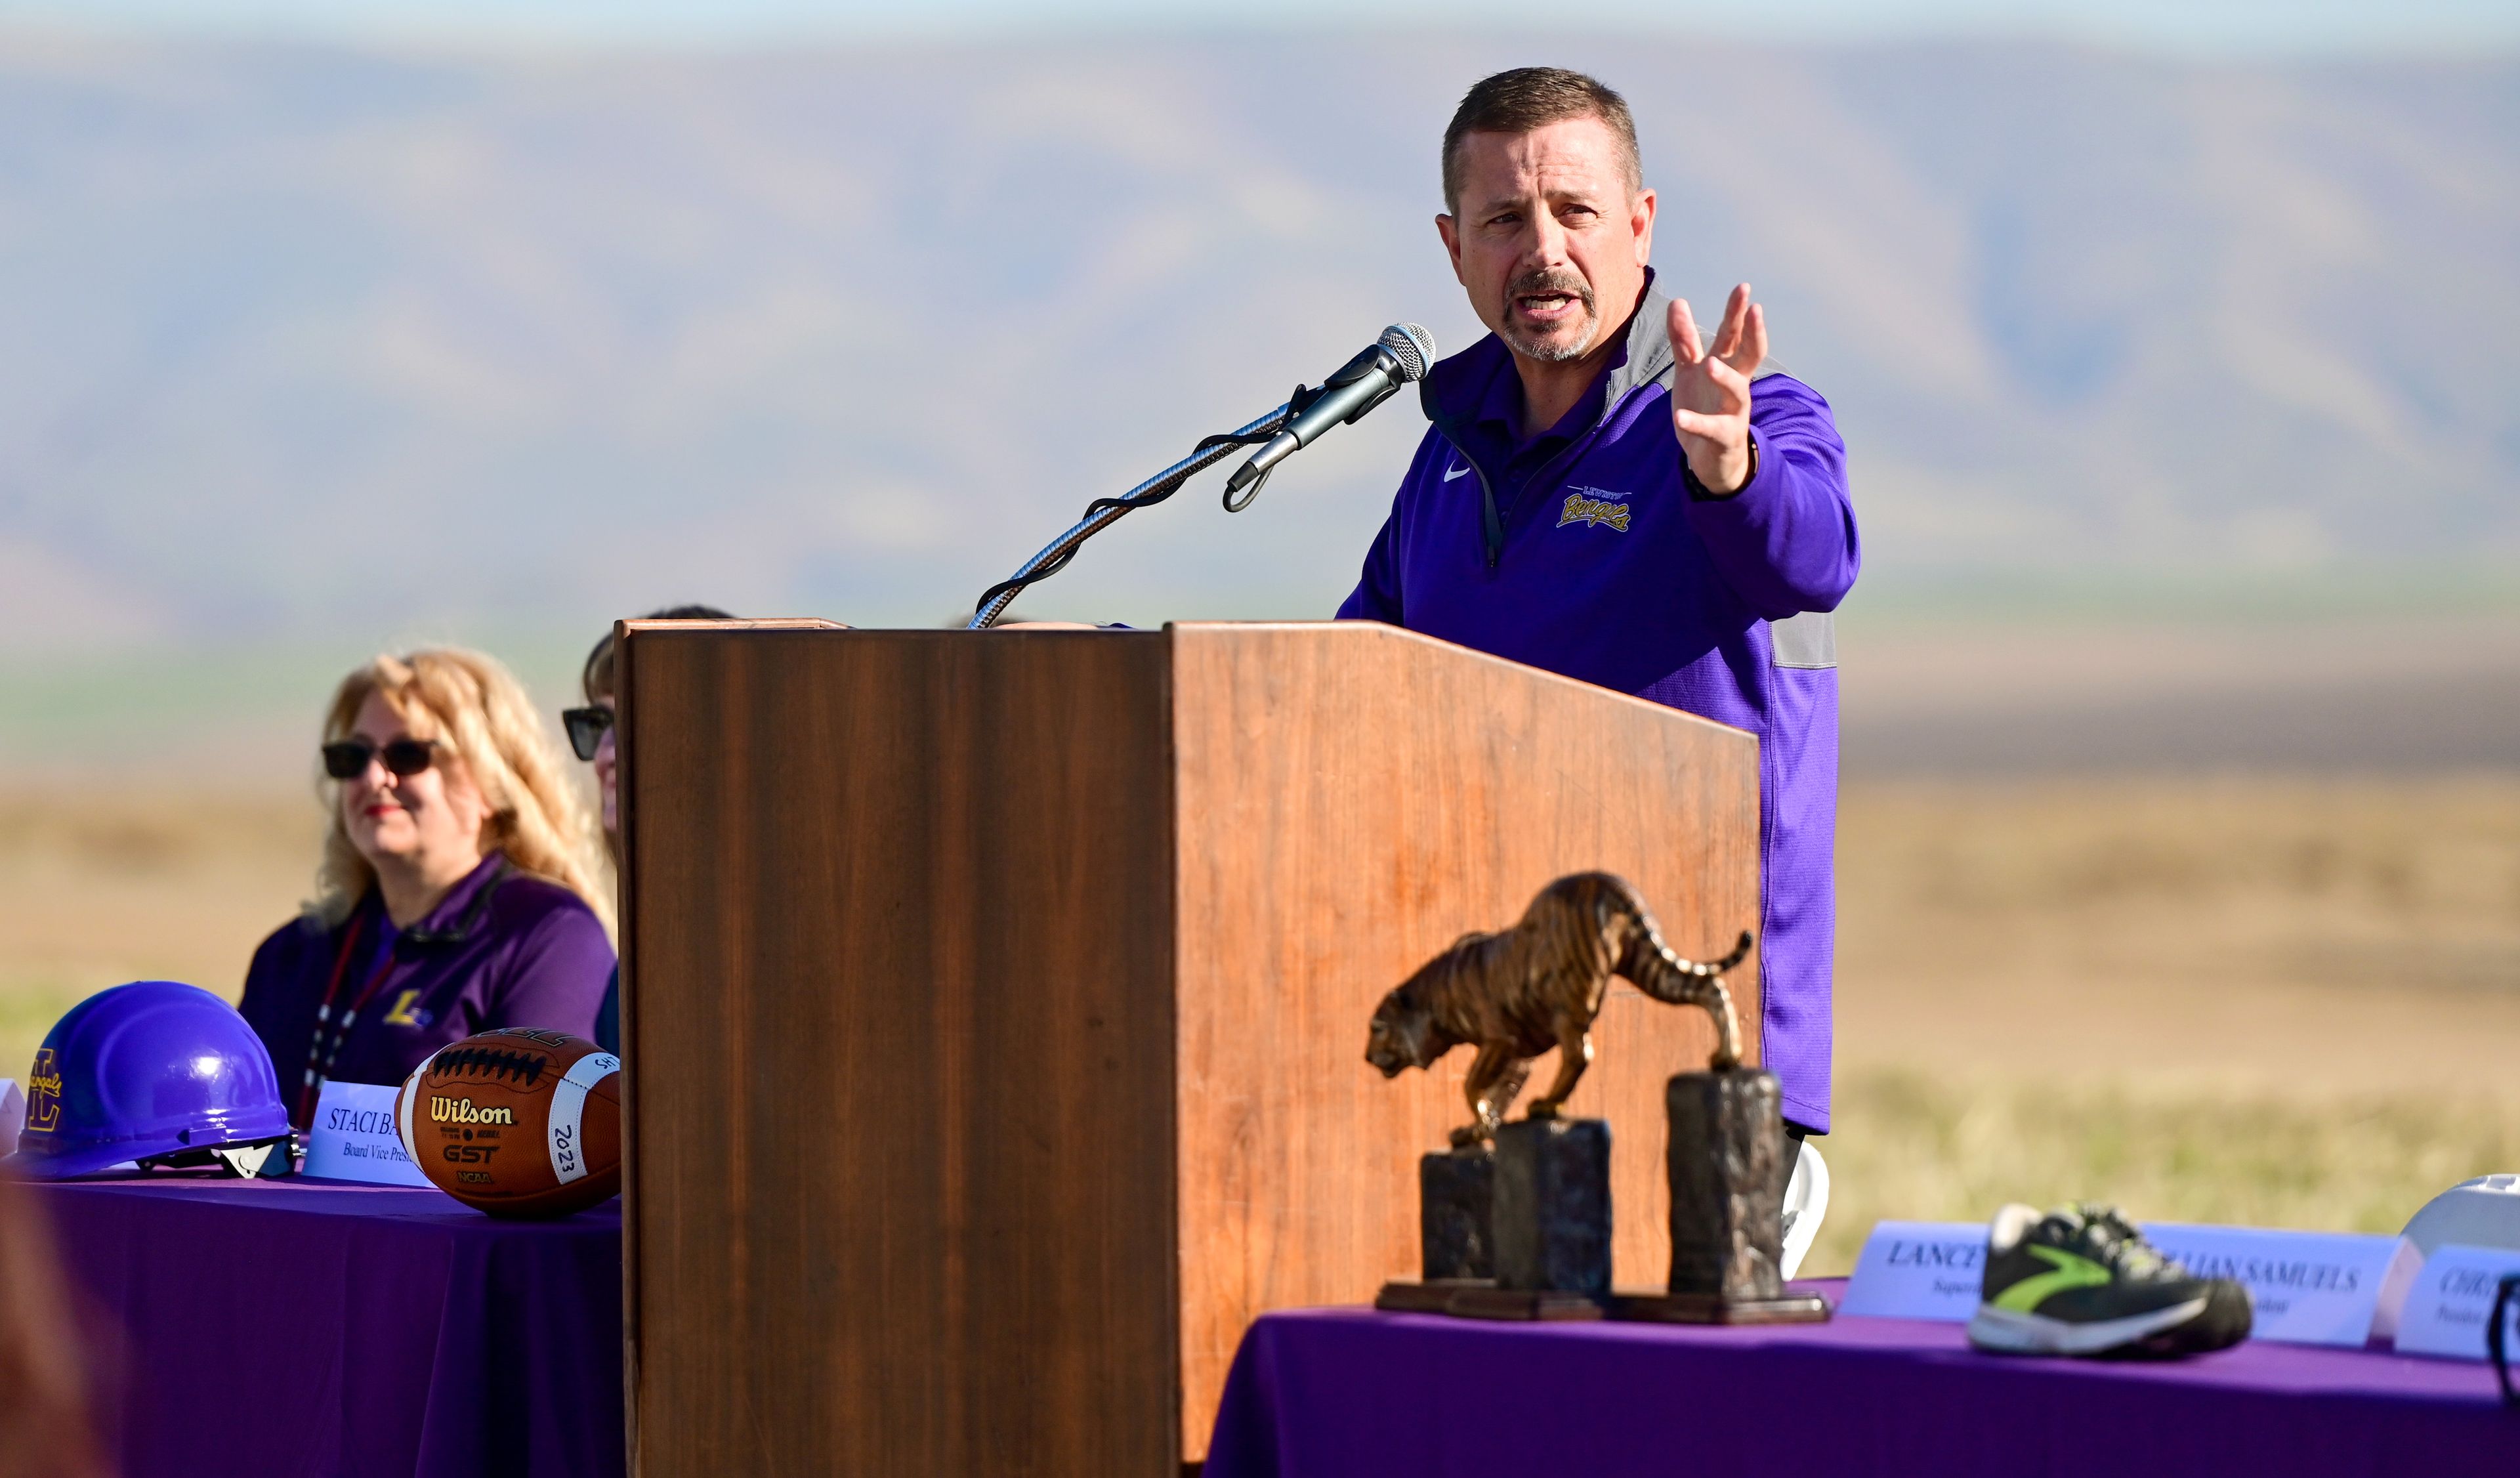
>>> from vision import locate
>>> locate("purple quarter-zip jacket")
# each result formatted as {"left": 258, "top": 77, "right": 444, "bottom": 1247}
{"left": 1337, "top": 282, "right": 1858, "bottom": 1132}
{"left": 240, "top": 851, "right": 616, "bottom": 1122}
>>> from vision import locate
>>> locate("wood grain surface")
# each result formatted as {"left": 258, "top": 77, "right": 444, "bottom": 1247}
{"left": 618, "top": 622, "right": 1761, "bottom": 1474}
{"left": 619, "top": 625, "right": 1182, "bottom": 1478}
{"left": 1167, "top": 622, "right": 1760, "bottom": 1456}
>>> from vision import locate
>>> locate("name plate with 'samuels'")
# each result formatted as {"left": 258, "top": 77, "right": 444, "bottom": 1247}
{"left": 2142, "top": 1223, "right": 2420, "bottom": 1347}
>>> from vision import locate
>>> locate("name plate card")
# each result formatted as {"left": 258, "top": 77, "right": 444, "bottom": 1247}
{"left": 2142, "top": 1223, "right": 2419, "bottom": 1347}
{"left": 302, "top": 1080, "right": 436, "bottom": 1188}
{"left": 2393, "top": 1244, "right": 2520, "bottom": 1361}
{"left": 1839, "top": 1221, "right": 1986, "bottom": 1321}
{"left": 1842, "top": 1218, "right": 2419, "bottom": 1345}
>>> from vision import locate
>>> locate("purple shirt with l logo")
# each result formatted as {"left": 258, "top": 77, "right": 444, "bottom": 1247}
{"left": 240, "top": 851, "right": 616, "bottom": 1118}
{"left": 1337, "top": 282, "right": 1859, "bottom": 1131}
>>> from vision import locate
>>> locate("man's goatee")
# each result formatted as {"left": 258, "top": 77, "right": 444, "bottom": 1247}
{"left": 1501, "top": 268, "right": 1599, "bottom": 362}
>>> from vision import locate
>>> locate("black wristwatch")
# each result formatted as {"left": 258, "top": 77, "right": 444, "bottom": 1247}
{"left": 1683, "top": 429, "right": 1759, "bottom": 502}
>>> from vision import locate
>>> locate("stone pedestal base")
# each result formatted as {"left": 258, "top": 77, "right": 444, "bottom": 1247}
{"left": 1494, "top": 1117, "right": 1612, "bottom": 1298}
{"left": 1666, "top": 1067, "right": 1790, "bottom": 1301}
{"left": 1418, "top": 1147, "right": 1494, "bottom": 1280}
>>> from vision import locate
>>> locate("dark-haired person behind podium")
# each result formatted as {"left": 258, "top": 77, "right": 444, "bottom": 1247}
{"left": 241, "top": 648, "right": 617, "bottom": 1128}
{"left": 565, "top": 604, "right": 737, "bottom": 1055}
{"left": 1339, "top": 69, "right": 1858, "bottom": 1169}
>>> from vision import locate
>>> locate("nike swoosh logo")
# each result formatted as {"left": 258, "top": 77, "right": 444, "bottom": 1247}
{"left": 1443, "top": 462, "right": 1471, "bottom": 481}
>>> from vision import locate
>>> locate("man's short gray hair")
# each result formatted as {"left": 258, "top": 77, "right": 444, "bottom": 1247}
{"left": 1441, "top": 68, "right": 1642, "bottom": 213}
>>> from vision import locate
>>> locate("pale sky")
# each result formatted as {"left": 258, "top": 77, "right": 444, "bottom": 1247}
{"left": 5, "top": 0, "right": 2515, "bottom": 56}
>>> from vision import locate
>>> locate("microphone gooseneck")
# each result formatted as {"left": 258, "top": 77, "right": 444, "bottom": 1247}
{"left": 967, "top": 322, "right": 1437, "bottom": 629}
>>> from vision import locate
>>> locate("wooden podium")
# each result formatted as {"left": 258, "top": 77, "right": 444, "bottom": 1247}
{"left": 616, "top": 620, "right": 1761, "bottom": 1475}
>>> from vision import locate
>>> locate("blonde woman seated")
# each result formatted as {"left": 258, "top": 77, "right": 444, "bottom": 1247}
{"left": 241, "top": 648, "right": 616, "bottom": 1130}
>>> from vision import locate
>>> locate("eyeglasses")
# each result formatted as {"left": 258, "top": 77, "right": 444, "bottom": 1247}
{"left": 321, "top": 738, "right": 438, "bottom": 780}
{"left": 561, "top": 706, "right": 614, "bottom": 762}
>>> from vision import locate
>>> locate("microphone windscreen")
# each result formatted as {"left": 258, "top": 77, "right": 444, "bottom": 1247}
{"left": 1380, "top": 323, "right": 1437, "bottom": 381}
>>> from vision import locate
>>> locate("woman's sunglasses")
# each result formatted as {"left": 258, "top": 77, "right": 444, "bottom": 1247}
{"left": 561, "top": 706, "right": 614, "bottom": 762}
{"left": 321, "top": 738, "right": 438, "bottom": 781}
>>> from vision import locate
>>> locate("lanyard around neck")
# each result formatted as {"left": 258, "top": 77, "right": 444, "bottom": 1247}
{"left": 293, "top": 906, "right": 402, "bottom": 1129}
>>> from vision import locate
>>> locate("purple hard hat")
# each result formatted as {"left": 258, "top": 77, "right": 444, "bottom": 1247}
{"left": 5, "top": 981, "right": 293, "bottom": 1180}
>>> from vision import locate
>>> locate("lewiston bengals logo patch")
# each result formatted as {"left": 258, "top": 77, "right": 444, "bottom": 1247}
{"left": 24, "top": 1047, "right": 60, "bottom": 1134}
{"left": 1557, "top": 488, "right": 1631, "bottom": 533}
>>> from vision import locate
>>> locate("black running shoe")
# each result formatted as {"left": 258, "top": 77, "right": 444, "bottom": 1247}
{"left": 1966, "top": 1202, "right": 2252, "bottom": 1358}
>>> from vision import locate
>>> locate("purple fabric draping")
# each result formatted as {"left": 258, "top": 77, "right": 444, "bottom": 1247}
{"left": 31, "top": 1173, "right": 622, "bottom": 1478}
{"left": 1202, "top": 1282, "right": 2509, "bottom": 1478}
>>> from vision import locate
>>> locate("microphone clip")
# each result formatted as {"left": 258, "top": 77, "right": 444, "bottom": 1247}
{"left": 1213, "top": 382, "right": 1324, "bottom": 512}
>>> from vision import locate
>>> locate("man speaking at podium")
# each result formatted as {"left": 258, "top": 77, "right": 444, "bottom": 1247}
{"left": 1338, "top": 68, "right": 1858, "bottom": 1149}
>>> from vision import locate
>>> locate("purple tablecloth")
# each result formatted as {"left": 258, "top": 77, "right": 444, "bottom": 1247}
{"left": 32, "top": 1174, "right": 623, "bottom": 1478}
{"left": 1202, "top": 1282, "right": 2510, "bottom": 1478}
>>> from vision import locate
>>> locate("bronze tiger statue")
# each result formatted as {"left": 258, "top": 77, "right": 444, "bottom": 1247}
{"left": 1365, "top": 872, "right": 1752, "bottom": 1148}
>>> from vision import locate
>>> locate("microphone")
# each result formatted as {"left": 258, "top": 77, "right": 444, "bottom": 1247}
{"left": 1225, "top": 323, "right": 1437, "bottom": 496}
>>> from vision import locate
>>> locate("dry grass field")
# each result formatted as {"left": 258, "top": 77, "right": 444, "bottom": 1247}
{"left": 3, "top": 774, "right": 2515, "bottom": 1277}
{"left": 1821, "top": 776, "right": 2520, "bottom": 1272}
{"left": 0, "top": 788, "right": 321, "bottom": 1074}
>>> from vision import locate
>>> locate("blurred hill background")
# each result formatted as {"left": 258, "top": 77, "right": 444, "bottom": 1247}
{"left": 5, "top": 24, "right": 2517, "bottom": 778}
{"left": 12, "top": 29, "right": 2520, "bottom": 601}
{"left": 2, "top": 30, "right": 2514, "bottom": 622}
{"left": 1, "top": 7, "right": 2515, "bottom": 1271}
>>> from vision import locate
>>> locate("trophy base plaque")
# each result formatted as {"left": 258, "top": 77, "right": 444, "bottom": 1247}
{"left": 1373, "top": 1278, "right": 1492, "bottom": 1314}
{"left": 1608, "top": 1290, "right": 1830, "bottom": 1325}
{"left": 1442, "top": 1285, "right": 1606, "bottom": 1322}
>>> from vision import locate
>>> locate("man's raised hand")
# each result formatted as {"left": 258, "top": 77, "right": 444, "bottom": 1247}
{"left": 1668, "top": 284, "right": 1767, "bottom": 496}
